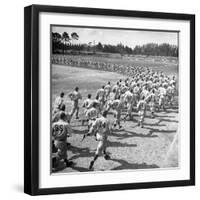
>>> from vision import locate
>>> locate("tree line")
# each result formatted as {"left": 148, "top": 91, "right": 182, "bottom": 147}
{"left": 52, "top": 32, "right": 178, "bottom": 57}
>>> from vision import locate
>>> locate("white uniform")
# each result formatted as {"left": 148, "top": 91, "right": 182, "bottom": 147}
{"left": 124, "top": 90, "right": 134, "bottom": 115}
{"left": 83, "top": 98, "right": 93, "bottom": 110}
{"left": 158, "top": 87, "right": 166, "bottom": 108}
{"left": 96, "top": 88, "right": 105, "bottom": 102}
{"left": 104, "top": 84, "right": 111, "bottom": 100}
{"left": 89, "top": 116, "right": 110, "bottom": 155}
{"left": 147, "top": 93, "right": 156, "bottom": 113}
{"left": 69, "top": 91, "right": 82, "bottom": 118}
{"left": 86, "top": 107, "right": 98, "bottom": 120}
{"left": 52, "top": 120, "right": 72, "bottom": 159}
{"left": 137, "top": 100, "right": 147, "bottom": 124}
{"left": 53, "top": 96, "right": 64, "bottom": 114}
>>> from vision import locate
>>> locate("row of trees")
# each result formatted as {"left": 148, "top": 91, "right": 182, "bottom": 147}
{"left": 133, "top": 43, "right": 178, "bottom": 57}
{"left": 52, "top": 32, "right": 178, "bottom": 57}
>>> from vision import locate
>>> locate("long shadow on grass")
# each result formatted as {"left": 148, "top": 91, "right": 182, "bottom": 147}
{"left": 68, "top": 146, "right": 94, "bottom": 172}
{"left": 143, "top": 118, "right": 178, "bottom": 127}
{"left": 110, "top": 158, "right": 159, "bottom": 170}
{"left": 72, "top": 128, "right": 88, "bottom": 135}
{"left": 68, "top": 139, "right": 137, "bottom": 172}
{"left": 154, "top": 114, "right": 175, "bottom": 118}
{"left": 156, "top": 118, "right": 178, "bottom": 124}
{"left": 146, "top": 128, "right": 177, "bottom": 136}
{"left": 107, "top": 140, "right": 137, "bottom": 148}
{"left": 143, "top": 122, "right": 166, "bottom": 127}
{"left": 111, "top": 130, "right": 158, "bottom": 140}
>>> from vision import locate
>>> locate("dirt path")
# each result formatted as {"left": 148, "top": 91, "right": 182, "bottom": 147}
{"left": 56, "top": 108, "right": 178, "bottom": 173}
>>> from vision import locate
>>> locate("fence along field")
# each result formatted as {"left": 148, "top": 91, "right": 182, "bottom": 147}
{"left": 51, "top": 54, "right": 179, "bottom": 172}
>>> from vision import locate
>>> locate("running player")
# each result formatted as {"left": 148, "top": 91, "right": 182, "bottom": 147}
{"left": 69, "top": 87, "right": 82, "bottom": 119}
{"left": 112, "top": 82, "right": 121, "bottom": 99}
{"left": 158, "top": 84, "right": 167, "bottom": 111}
{"left": 104, "top": 81, "right": 111, "bottom": 101}
{"left": 88, "top": 111, "right": 111, "bottom": 170}
{"left": 53, "top": 92, "right": 65, "bottom": 115}
{"left": 123, "top": 89, "right": 134, "bottom": 121}
{"left": 137, "top": 96, "right": 147, "bottom": 128}
{"left": 82, "top": 94, "right": 94, "bottom": 125}
{"left": 146, "top": 89, "right": 156, "bottom": 118}
{"left": 133, "top": 83, "right": 140, "bottom": 104}
{"left": 85, "top": 102, "right": 98, "bottom": 130}
{"left": 96, "top": 85, "right": 106, "bottom": 111}
{"left": 166, "top": 84, "right": 173, "bottom": 106}
{"left": 106, "top": 97, "right": 123, "bottom": 129}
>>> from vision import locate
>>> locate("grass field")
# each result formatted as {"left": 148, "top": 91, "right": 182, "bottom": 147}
{"left": 52, "top": 64, "right": 127, "bottom": 112}
{"left": 52, "top": 62, "right": 179, "bottom": 173}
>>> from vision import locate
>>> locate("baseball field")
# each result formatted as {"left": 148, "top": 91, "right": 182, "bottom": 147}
{"left": 52, "top": 55, "right": 179, "bottom": 173}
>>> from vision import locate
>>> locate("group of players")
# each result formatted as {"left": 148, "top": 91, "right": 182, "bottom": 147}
{"left": 52, "top": 56, "right": 155, "bottom": 76}
{"left": 52, "top": 67, "right": 177, "bottom": 172}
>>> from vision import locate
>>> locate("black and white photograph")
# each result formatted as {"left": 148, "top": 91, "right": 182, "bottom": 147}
{"left": 51, "top": 25, "right": 179, "bottom": 173}
{"left": 23, "top": 4, "right": 195, "bottom": 195}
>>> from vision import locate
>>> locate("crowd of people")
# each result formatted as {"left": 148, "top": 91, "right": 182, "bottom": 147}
{"left": 51, "top": 63, "right": 177, "bottom": 172}
{"left": 52, "top": 55, "right": 151, "bottom": 76}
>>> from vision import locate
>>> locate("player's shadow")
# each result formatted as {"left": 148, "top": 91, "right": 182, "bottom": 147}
{"left": 146, "top": 127, "right": 177, "bottom": 135}
{"left": 72, "top": 128, "right": 88, "bottom": 135}
{"left": 68, "top": 145, "right": 94, "bottom": 172}
{"left": 155, "top": 118, "right": 178, "bottom": 124}
{"left": 125, "top": 130, "right": 158, "bottom": 138}
{"left": 156, "top": 108, "right": 178, "bottom": 114}
{"left": 143, "top": 117, "right": 178, "bottom": 127}
{"left": 155, "top": 114, "right": 175, "bottom": 118}
{"left": 107, "top": 140, "right": 137, "bottom": 148}
{"left": 143, "top": 122, "right": 165, "bottom": 127}
{"left": 110, "top": 158, "right": 159, "bottom": 170}
{"left": 69, "top": 145, "right": 94, "bottom": 159}
{"left": 111, "top": 130, "right": 158, "bottom": 139}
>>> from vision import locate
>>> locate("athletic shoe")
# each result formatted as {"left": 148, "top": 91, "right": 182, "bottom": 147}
{"left": 104, "top": 154, "right": 111, "bottom": 160}
{"left": 65, "top": 160, "right": 74, "bottom": 167}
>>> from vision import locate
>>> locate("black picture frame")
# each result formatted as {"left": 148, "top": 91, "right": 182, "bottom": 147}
{"left": 24, "top": 4, "right": 195, "bottom": 196}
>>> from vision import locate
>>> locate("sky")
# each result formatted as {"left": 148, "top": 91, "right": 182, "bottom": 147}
{"left": 52, "top": 26, "right": 178, "bottom": 48}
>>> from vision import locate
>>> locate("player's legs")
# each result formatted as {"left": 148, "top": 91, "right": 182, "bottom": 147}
{"left": 138, "top": 111, "right": 144, "bottom": 127}
{"left": 102, "top": 139, "right": 110, "bottom": 160}
{"left": 115, "top": 110, "right": 122, "bottom": 129}
{"left": 89, "top": 141, "right": 103, "bottom": 169}
{"left": 54, "top": 140, "right": 73, "bottom": 168}
{"left": 70, "top": 101, "right": 79, "bottom": 119}
{"left": 70, "top": 106, "right": 76, "bottom": 118}
{"left": 150, "top": 103, "right": 155, "bottom": 118}
{"left": 168, "top": 95, "right": 173, "bottom": 106}
{"left": 159, "top": 96, "right": 165, "bottom": 110}
{"left": 75, "top": 106, "right": 79, "bottom": 119}
{"left": 124, "top": 103, "right": 132, "bottom": 121}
